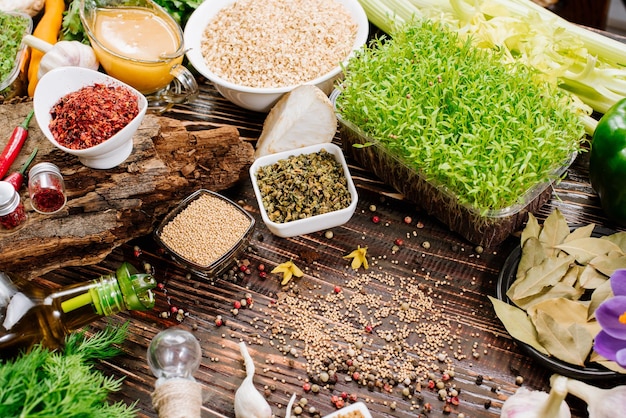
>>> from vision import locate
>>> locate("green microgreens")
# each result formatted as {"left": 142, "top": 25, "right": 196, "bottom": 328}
{"left": 0, "top": 12, "right": 29, "bottom": 86}
{"left": 336, "top": 20, "right": 585, "bottom": 213}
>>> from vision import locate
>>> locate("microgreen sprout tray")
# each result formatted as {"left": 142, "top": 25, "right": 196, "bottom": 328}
{"left": 154, "top": 189, "right": 255, "bottom": 279}
{"left": 0, "top": 11, "right": 32, "bottom": 98}
{"left": 332, "top": 91, "right": 575, "bottom": 247}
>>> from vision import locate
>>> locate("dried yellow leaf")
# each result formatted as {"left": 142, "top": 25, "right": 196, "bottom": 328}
{"left": 343, "top": 246, "right": 369, "bottom": 270}
{"left": 271, "top": 260, "right": 304, "bottom": 285}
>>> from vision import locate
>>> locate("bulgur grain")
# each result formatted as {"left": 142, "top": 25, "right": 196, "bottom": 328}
{"left": 200, "top": 0, "right": 358, "bottom": 88}
{"left": 159, "top": 193, "right": 251, "bottom": 266}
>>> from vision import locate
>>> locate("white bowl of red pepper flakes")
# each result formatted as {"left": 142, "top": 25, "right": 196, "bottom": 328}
{"left": 249, "top": 143, "right": 358, "bottom": 238}
{"left": 33, "top": 67, "right": 147, "bottom": 169}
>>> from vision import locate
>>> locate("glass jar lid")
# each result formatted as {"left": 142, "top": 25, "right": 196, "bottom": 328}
{"left": 0, "top": 181, "right": 19, "bottom": 216}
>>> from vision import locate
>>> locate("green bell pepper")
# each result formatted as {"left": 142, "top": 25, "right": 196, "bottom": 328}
{"left": 589, "top": 98, "right": 626, "bottom": 226}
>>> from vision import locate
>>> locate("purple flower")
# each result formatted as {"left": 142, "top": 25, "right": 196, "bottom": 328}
{"left": 594, "top": 269, "right": 626, "bottom": 366}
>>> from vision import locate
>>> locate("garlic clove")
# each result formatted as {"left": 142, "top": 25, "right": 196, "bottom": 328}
{"left": 234, "top": 342, "right": 272, "bottom": 418}
{"left": 284, "top": 393, "right": 297, "bottom": 418}
{"left": 559, "top": 374, "right": 626, "bottom": 418}
{"left": 501, "top": 375, "right": 571, "bottom": 418}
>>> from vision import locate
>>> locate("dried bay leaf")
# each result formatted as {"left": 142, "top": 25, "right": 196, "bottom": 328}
{"left": 532, "top": 311, "right": 593, "bottom": 366}
{"left": 516, "top": 237, "right": 546, "bottom": 281}
{"left": 561, "top": 264, "right": 582, "bottom": 288}
{"left": 603, "top": 231, "right": 626, "bottom": 252}
{"left": 528, "top": 297, "right": 599, "bottom": 338}
{"left": 539, "top": 209, "right": 570, "bottom": 257}
{"left": 588, "top": 279, "right": 613, "bottom": 320}
{"left": 488, "top": 296, "right": 549, "bottom": 355}
{"left": 564, "top": 223, "right": 595, "bottom": 242}
{"left": 589, "top": 252, "right": 626, "bottom": 277}
{"left": 507, "top": 254, "right": 575, "bottom": 301}
{"left": 513, "top": 282, "right": 584, "bottom": 311}
{"left": 578, "top": 263, "right": 609, "bottom": 289}
{"left": 521, "top": 213, "right": 541, "bottom": 247}
{"left": 555, "top": 237, "right": 622, "bottom": 265}
{"left": 589, "top": 352, "right": 626, "bottom": 374}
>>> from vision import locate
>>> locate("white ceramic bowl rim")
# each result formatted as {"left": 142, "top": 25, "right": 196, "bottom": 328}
{"left": 184, "top": 0, "right": 369, "bottom": 94}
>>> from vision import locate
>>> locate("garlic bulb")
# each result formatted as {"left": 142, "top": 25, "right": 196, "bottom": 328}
{"left": 500, "top": 375, "right": 571, "bottom": 418}
{"left": 23, "top": 35, "right": 100, "bottom": 80}
{"left": 560, "top": 374, "right": 626, "bottom": 418}
{"left": 234, "top": 342, "right": 272, "bottom": 418}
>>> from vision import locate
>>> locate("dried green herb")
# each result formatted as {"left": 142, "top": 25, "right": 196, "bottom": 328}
{"left": 255, "top": 149, "right": 351, "bottom": 223}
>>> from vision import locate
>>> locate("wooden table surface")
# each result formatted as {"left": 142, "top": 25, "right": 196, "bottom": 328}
{"left": 27, "top": 80, "right": 626, "bottom": 418}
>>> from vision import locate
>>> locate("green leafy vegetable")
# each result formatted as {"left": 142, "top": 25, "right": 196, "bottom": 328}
{"left": 61, "top": 0, "right": 89, "bottom": 43}
{"left": 0, "top": 322, "right": 138, "bottom": 418}
{"left": 61, "top": 0, "right": 202, "bottom": 43}
{"left": 0, "top": 12, "right": 30, "bottom": 85}
{"left": 337, "top": 19, "right": 584, "bottom": 213}
{"left": 153, "top": 0, "right": 203, "bottom": 28}
{"left": 357, "top": 0, "right": 626, "bottom": 133}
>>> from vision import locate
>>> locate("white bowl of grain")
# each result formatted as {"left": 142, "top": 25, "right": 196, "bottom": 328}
{"left": 154, "top": 189, "right": 255, "bottom": 278}
{"left": 183, "top": 0, "right": 369, "bottom": 112}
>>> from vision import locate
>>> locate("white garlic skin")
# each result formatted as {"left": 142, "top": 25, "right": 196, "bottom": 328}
{"left": 38, "top": 41, "right": 100, "bottom": 79}
{"left": 234, "top": 342, "right": 272, "bottom": 418}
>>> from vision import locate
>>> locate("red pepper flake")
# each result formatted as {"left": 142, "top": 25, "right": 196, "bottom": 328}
{"left": 31, "top": 187, "right": 65, "bottom": 213}
{"left": 49, "top": 83, "right": 139, "bottom": 150}
{"left": 0, "top": 201, "right": 26, "bottom": 229}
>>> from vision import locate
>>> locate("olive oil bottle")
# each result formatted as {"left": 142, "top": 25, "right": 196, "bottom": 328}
{"left": 0, "top": 262, "right": 156, "bottom": 358}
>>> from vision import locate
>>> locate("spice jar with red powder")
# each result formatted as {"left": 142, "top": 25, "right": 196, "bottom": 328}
{"left": 0, "top": 181, "right": 28, "bottom": 232}
{"left": 28, "top": 163, "right": 66, "bottom": 214}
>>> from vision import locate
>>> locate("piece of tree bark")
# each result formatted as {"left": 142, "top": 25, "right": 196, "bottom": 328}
{"left": 0, "top": 102, "right": 255, "bottom": 279}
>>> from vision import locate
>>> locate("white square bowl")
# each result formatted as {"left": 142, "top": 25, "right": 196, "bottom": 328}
{"left": 323, "top": 402, "right": 372, "bottom": 418}
{"left": 249, "top": 143, "right": 358, "bottom": 238}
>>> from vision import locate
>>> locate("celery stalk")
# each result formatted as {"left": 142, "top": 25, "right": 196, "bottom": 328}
{"left": 356, "top": 0, "right": 626, "bottom": 125}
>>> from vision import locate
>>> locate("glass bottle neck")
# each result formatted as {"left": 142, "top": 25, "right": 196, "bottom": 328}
{"left": 60, "top": 274, "right": 125, "bottom": 316}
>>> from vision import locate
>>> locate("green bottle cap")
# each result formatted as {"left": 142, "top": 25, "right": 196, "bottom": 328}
{"left": 115, "top": 262, "right": 157, "bottom": 311}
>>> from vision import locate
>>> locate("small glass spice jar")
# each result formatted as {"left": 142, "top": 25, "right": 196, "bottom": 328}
{"left": 0, "top": 181, "right": 28, "bottom": 232}
{"left": 28, "top": 162, "right": 67, "bottom": 214}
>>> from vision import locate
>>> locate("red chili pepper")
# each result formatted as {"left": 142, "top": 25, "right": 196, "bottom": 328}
{"left": 3, "top": 147, "right": 38, "bottom": 191}
{"left": 0, "top": 110, "right": 34, "bottom": 179}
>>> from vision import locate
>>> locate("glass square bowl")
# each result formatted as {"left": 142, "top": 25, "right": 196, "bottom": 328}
{"left": 154, "top": 189, "right": 255, "bottom": 279}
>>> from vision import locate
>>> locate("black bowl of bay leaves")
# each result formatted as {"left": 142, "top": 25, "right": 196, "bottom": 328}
{"left": 495, "top": 211, "right": 626, "bottom": 381}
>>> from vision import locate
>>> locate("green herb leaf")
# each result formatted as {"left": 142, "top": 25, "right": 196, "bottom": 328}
{"left": 0, "top": 323, "right": 137, "bottom": 417}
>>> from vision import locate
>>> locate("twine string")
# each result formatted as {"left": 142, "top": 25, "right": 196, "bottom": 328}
{"left": 151, "top": 378, "right": 203, "bottom": 418}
